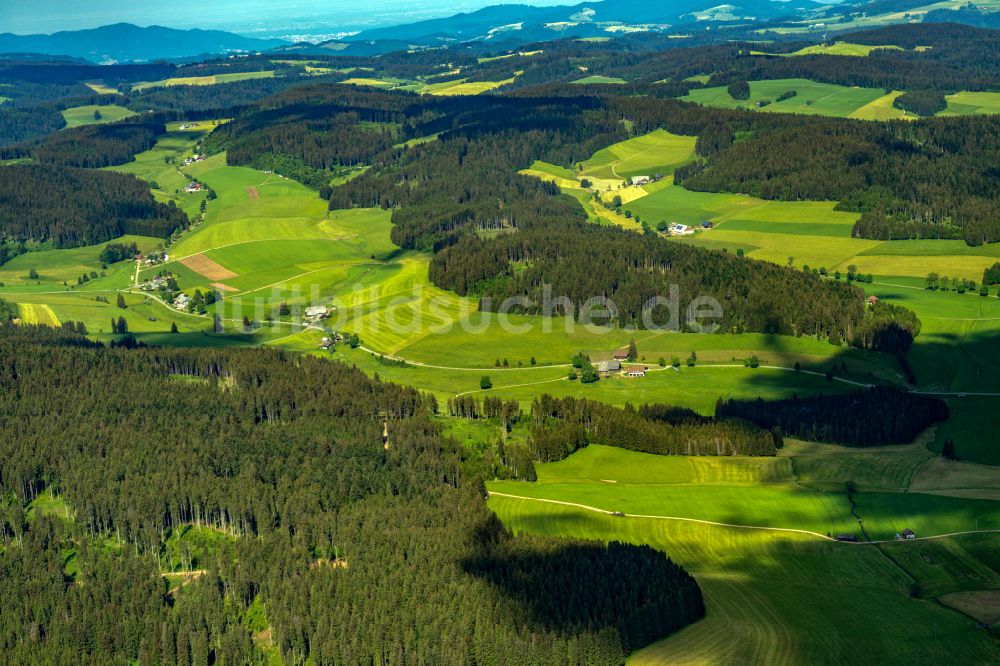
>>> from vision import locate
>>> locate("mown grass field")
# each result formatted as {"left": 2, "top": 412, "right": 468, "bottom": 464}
{"left": 488, "top": 443, "right": 1000, "bottom": 540}
{"left": 682, "top": 78, "right": 888, "bottom": 117}
{"left": 131, "top": 70, "right": 275, "bottom": 91}
{"left": 683, "top": 78, "right": 1000, "bottom": 119}
{"left": 849, "top": 91, "right": 915, "bottom": 120}
{"left": 771, "top": 41, "right": 904, "bottom": 57}
{"left": 572, "top": 75, "right": 627, "bottom": 85}
{"left": 0, "top": 234, "right": 160, "bottom": 287}
{"left": 490, "top": 497, "right": 1000, "bottom": 665}
{"left": 941, "top": 91, "right": 1000, "bottom": 116}
{"left": 84, "top": 82, "right": 118, "bottom": 95}
{"left": 61, "top": 104, "right": 136, "bottom": 128}
{"left": 422, "top": 76, "right": 517, "bottom": 96}
{"left": 486, "top": 444, "right": 1000, "bottom": 664}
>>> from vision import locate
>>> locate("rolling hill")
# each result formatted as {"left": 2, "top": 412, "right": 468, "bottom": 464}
{"left": 0, "top": 23, "right": 288, "bottom": 63}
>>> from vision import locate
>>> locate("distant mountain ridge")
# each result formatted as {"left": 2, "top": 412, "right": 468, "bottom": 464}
{"left": 0, "top": 23, "right": 288, "bottom": 64}
{"left": 340, "top": 0, "right": 821, "bottom": 45}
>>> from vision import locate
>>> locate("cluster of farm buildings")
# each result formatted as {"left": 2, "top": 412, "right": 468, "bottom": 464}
{"left": 597, "top": 349, "right": 648, "bottom": 377}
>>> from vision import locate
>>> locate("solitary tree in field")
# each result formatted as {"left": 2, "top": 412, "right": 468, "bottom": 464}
{"left": 170, "top": 322, "right": 178, "bottom": 334}
{"left": 28, "top": 268, "right": 38, "bottom": 280}
{"left": 116, "top": 293, "right": 127, "bottom": 309}
{"left": 627, "top": 339, "right": 637, "bottom": 362}
{"left": 93, "top": 109, "right": 102, "bottom": 121}
{"left": 941, "top": 438, "right": 957, "bottom": 460}
{"left": 480, "top": 376, "right": 492, "bottom": 390}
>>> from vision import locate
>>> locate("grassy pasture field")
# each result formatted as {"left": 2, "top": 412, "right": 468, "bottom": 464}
{"left": 683, "top": 78, "right": 1000, "bottom": 119}
{"left": 489, "top": 496, "right": 1000, "bottom": 665}
{"left": 572, "top": 75, "right": 627, "bottom": 85}
{"left": 131, "top": 71, "right": 275, "bottom": 91}
{"left": 848, "top": 91, "right": 914, "bottom": 120}
{"left": 682, "top": 78, "right": 888, "bottom": 117}
{"left": 84, "top": 82, "right": 118, "bottom": 95}
{"left": 771, "top": 41, "right": 904, "bottom": 57}
{"left": 0, "top": 234, "right": 160, "bottom": 287}
{"left": 108, "top": 120, "right": 220, "bottom": 218}
{"left": 422, "top": 76, "right": 517, "bottom": 96}
{"left": 941, "top": 91, "right": 1000, "bottom": 116}
{"left": 486, "top": 444, "right": 1000, "bottom": 664}
{"left": 489, "top": 444, "right": 1000, "bottom": 539}
{"left": 16, "top": 303, "right": 60, "bottom": 326}
{"left": 61, "top": 104, "right": 136, "bottom": 128}
{"left": 579, "top": 128, "right": 697, "bottom": 180}
{"left": 340, "top": 77, "right": 408, "bottom": 88}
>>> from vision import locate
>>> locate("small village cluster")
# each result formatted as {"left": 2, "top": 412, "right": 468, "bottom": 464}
{"left": 139, "top": 274, "right": 173, "bottom": 292}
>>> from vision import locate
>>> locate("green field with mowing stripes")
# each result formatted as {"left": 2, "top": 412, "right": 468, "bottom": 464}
{"left": 776, "top": 41, "right": 904, "bottom": 57}
{"left": 131, "top": 71, "right": 275, "bottom": 91}
{"left": 488, "top": 445, "right": 1000, "bottom": 540}
{"left": 16, "top": 303, "right": 60, "bottom": 326}
{"left": 489, "top": 497, "right": 1000, "bottom": 665}
{"left": 487, "top": 444, "right": 1000, "bottom": 662}
{"left": 579, "top": 128, "right": 697, "bottom": 180}
{"left": 572, "top": 75, "right": 627, "bottom": 85}
{"left": 941, "top": 91, "right": 1000, "bottom": 116}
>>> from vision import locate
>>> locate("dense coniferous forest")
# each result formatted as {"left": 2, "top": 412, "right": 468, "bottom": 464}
{"left": 0, "top": 324, "right": 704, "bottom": 664}
{"left": 0, "top": 165, "right": 188, "bottom": 249}
{"left": 529, "top": 395, "right": 779, "bottom": 460}
{"left": 678, "top": 114, "right": 1000, "bottom": 245}
{"left": 200, "top": 87, "right": 413, "bottom": 186}
{"left": 469, "top": 24, "right": 1000, "bottom": 93}
{"left": 716, "top": 387, "right": 949, "bottom": 446}
{"left": 892, "top": 90, "right": 948, "bottom": 116}
{"left": 0, "top": 117, "right": 164, "bottom": 167}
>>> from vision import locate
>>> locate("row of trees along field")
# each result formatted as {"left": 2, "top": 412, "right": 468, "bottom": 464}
{"left": 0, "top": 164, "right": 188, "bottom": 249}
{"left": 0, "top": 324, "right": 704, "bottom": 664}
{"left": 716, "top": 387, "right": 949, "bottom": 446}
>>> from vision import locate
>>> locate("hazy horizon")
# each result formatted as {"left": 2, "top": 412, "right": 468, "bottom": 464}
{"left": 0, "top": 0, "right": 577, "bottom": 40}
